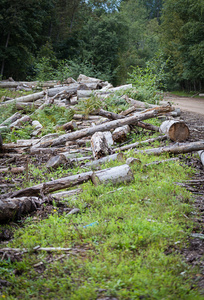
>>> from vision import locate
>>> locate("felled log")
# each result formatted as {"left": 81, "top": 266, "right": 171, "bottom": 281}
{"left": 30, "top": 147, "right": 66, "bottom": 155}
{"left": 46, "top": 154, "right": 69, "bottom": 169}
{"left": 198, "top": 150, "right": 204, "bottom": 166}
{"left": 32, "top": 120, "right": 43, "bottom": 136}
{"left": 91, "top": 132, "right": 111, "bottom": 159}
{"left": 143, "top": 158, "right": 179, "bottom": 167}
{"left": 0, "top": 112, "right": 22, "bottom": 126}
{"left": 47, "top": 83, "right": 80, "bottom": 97}
{"left": 85, "top": 153, "right": 124, "bottom": 168}
{"left": 38, "top": 105, "right": 173, "bottom": 148}
{"left": 0, "top": 166, "right": 25, "bottom": 174}
{"left": 135, "top": 140, "right": 204, "bottom": 156}
{"left": 10, "top": 171, "right": 93, "bottom": 197}
{"left": 52, "top": 188, "right": 83, "bottom": 199}
{"left": 2, "top": 91, "right": 45, "bottom": 104}
{"left": 9, "top": 115, "right": 32, "bottom": 129}
{"left": 136, "top": 121, "right": 159, "bottom": 132}
{"left": 0, "top": 80, "right": 58, "bottom": 89}
{"left": 126, "top": 157, "right": 141, "bottom": 166}
{"left": 113, "top": 135, "right": 167, "bottom": 153}
{"left": 159, "top": 120, "right": 190, "bottom": 141}
{"left": 97, "top": 108, "right": 124, "bottom": 120}
{"left": 77, "top": 74, "right": 102, "bottom": 83}
{"left": 112, "top": 125, "right": 130, "bottom": 143}
{"left": 58, "top": 120, "right": 78, "bottom": 131}
{"left": 91, "top": 164, "right": 134, "bottom": 185}
{"left": 122, "top": 95, "right": 156, "bottom": 108}
{"left": 120, "top": 106, "right": 142, "bottom": 116}
{"left": 0, "top": 197, "right": 40, "bottom": 223}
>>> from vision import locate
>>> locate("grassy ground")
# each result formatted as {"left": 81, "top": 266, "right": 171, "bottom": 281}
{"left": 0, "top": 88, "right": 203, "bottom": 299}
{"left": 1, "top": 150, "right": 202, "bottom": 299}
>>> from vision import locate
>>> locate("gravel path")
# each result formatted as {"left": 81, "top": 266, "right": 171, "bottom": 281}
{"left": 164, "top": 94, "right": 204, "bottom": 116}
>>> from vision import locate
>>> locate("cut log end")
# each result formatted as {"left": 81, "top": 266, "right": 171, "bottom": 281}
{"left": 159, "top": 120, "right": 190, "bottom": 142}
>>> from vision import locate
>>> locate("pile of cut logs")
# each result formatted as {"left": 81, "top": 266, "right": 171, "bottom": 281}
{"left": 0, "top": 74, "right": 204, "bottom": 223}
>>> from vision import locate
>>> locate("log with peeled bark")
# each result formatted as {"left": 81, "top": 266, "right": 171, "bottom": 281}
{"left": 91, "top": 132, "right": 111, "bottom": 159}
{"left": 113, "top": 135, "right": 167, "bottom": 153}
{"left": 0, "top": 196, "right": 40, "bottom": 223}
{"left": 198, "top": 150, "right": 204, "bottom": 166}
{"left": 159, "top": 120, "right": 190, "bottom": 142}
{"left": 9, "top": 115, "right": 32, "bottom": 129}
{"left": 112, "top": 125, "right": 131, "bottom": 143}
{"left": 36, "top": 105, "right": 173, "bottom": 148}
{"left": 134, "top": 140, "right": 204, "bottom": 156}
{"left": 47, "top": 83, "right": 80, "bottom": 97}
{"left": 1, "top": 91, "right": 45, "bottom": 104}
{"left": 0, "top": 80, "right": 58, "bottom": 89}
{"left": 0, "top": 112, "right": 22, "bottom": 126}
{"left": 91, "top": 164, "right": 134, "bottom": 186}
{"left": 85, "top": 153, "right": 124, "bottom": 168}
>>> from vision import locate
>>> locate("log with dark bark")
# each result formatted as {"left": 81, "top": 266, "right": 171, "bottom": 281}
{"left": 91, "top": 164, "right": 134, "bottom": 186}
{"left": 159, "top": 120, "right": 190, "bottom": 141}
{"left": 97, "top": 108, "right": 124, "bottom": 120}
{"left": 36, "top": 105, "right": 173, "bottom": 148}
{"left": 135, "top": 140, "right": 204, "bottom": 156}
{"left": 0, "top": 197, "right": 40, "bottom": 223}
{"left": 9, "top": 171, "right": 93, "bottom": 198}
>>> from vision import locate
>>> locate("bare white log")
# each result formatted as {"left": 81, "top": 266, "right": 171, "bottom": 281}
{"left": 123, "top": 95, "right": 156, "bottom": 108}
{"left": 77, "top": 74, "right": 102, "bottom": 83}
{"left": 159, "top": 120, "right": 190, "bottom": 141}
{"left": 52, "top": 188, "right": 83, "bottom": 199}
{"left": 77, "top": 90, "right": 93, "bottom": 99}
{"left": 0, "top": 247, "right": 72, "bottom": 252}
{"left": 36, "top": 105, "right": 173, "bottom": 148}
{"left": 112, "top": 125, "right": 131, "bottom": 143}
{"left": 198, "top": 150, "right": 204, "bottom": 166}
{"left": 9, "top": 115, "right": 32, "bottom": 129}
{"left": 0, "top": 112, "right": 22, "bottom": 126}
{"left": 2, "top": 91, "right": 45, "bottom": 104}
{"left": 32, "top": 120, "right": 43, "bottom": 136}
{"left": 91, "top": 132, "right": 111, "bottom": 159}
{"left": 0, "top": 80, "right": 58, "bottom": 88}
{"left": 85, "top": 153, "right": 125, "bottom": 168}
{"left": 47, "top": 83, "right": 80, "bottom": 97}
{"left": 134, "top": 141, "right": 204, "bottom": 156}
{"left": 91, "top": 164, "right": 134, "bottom": 186}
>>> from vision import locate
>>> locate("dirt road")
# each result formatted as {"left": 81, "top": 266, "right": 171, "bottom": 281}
{"left": 164, "top": 94, "right": 204, "bottom": 116}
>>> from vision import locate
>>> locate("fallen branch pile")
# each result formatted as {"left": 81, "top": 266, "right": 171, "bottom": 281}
{"left": 0, "top": 74, "right": 203, "bottom": 223}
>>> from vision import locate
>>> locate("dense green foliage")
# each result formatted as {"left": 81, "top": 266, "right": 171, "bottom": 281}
{"left": 0, "top": 0, "right": 204, "bottom": 90}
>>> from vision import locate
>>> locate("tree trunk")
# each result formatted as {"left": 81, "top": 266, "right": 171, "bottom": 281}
{"left": 198, "top": 150, "right": 204, "bottom": 166}
{"left": 113, "top": 135, "right": 167, "bottom": 152}
{"left": 112, "top": 125, "right": 130, "bottom": 143}
{"left": 0, "top": 196, "right": 39, "bottom": 223}
{"left": 91, "top": 164, "right": 134, "bottom": 186}
{"left": 37, "top": 105, "right": 173, "bottom": 148}
{"left": 10, "top": 171, "right": 93, "bottom": 198}
{"left": 159, "top": 120, "right": 190, "bottom": 141}
{"left": 2, "top": 91, "right": 45, "bottom": 104}
{"left": 0, "top": 112, "right": 22, "bottom": 126}
{"left": 97, "top": 108, "right": 124, "bottom": 120}
{"left": 85, "top": 153, "right": 125, "bottom": 168}
{"left": 91, "top": 132, "right": 111, "bottom": 159}
{"left": 135, "top": 141, "right": 204, "bottom": 156}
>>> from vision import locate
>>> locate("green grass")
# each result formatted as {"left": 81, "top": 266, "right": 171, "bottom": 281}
{"left": 0, "top": 87, "right": 203, "bottom": 299}
{"left": 0, "top": 149, "right": 202, "bottom": 299}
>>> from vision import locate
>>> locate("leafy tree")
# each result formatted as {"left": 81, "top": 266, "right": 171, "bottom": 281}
{"left": 161, "top": 0, "right": 204, "bottom": 90}
{"left": 0, "top": 0, "right": 55, "bottom": 79}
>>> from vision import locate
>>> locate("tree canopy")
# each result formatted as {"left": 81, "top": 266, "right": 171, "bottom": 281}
{"left": 0, "top": 0, "right": 203, "bottom": 90}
